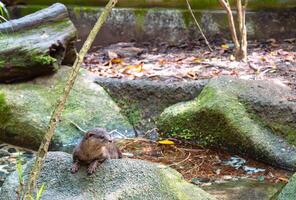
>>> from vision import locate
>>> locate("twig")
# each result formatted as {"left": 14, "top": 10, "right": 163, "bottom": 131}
{"left": 109, "top": 129, "right": 127, "bottom": 139}
{"left": 185, "top": 0, "right": 213, "bottom": 52}
{"left": 69, "top": 120, "right": 87, "bottom": 133}
{"left": 23, "top": 1, "right": 118, "bottom": 199}
{"left": 167, "top": 152, "right": 191, "bottom": 167}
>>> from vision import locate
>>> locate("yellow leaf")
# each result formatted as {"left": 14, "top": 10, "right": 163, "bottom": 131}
{"left": 111, "top": 58, "right": 123, "bottom": 64}
{"left": 221, "top": 44, "right": 229, "bottom": 49}
{"left": 126, "top": 64, "right": 143, "bottom": 72}
{"left": 193, "top": 58, "right": 202, "bottom": 63}
{"left": 158, "top": 139, "right": 175, "bottom": 145}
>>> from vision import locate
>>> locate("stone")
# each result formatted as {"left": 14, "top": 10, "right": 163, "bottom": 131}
{"left": 0, "top": 3, "right": 77, "bottom": 83}
{"left": 0, "top": 149, "right": 10, "bottom": 158}
{"left": 7, "top": 148, "right": 16, "bottom": 153}
{"left": 158, "top": 77, "right": 296, "bottom": 170}
{"left": 0, "top": 67, "right": 135, "bottom": 151}
{"left": 277, "top": 173, "right": 296, "bottom": 200}
{"left": 96, "top": 77, "right": 207, "bottom": 136}
{"left": 0, "top": 152, "right": 216, "bottom": 200}
{"left": 204, "top": 179, "right": 284, "bottom": 200}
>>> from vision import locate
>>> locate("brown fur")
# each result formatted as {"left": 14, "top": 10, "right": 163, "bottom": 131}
{"left": 71, "top": 128, "right": 122, "bottom": 175}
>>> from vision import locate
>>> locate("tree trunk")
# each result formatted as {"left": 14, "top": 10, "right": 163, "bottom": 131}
{"left": 22, "top": 0, "right": 118, "bottom": 199}
{"left": 0, "top": 3, "right": 77, "bottom": 83}
{"left": 219, "top": 0, "right": 248, "bottom": 61}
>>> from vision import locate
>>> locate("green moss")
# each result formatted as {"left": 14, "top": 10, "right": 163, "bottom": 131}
{"left": 0, "top": 92, "right": 10, "bottom": 124}
{"left": 270, "top": 123, "right": 296, "bottom": 145}
{"left": 159, "top": 167, "right": 214, "bottom": 200}
{"left": 134, "top": 9, "right": 147, "bottom": 33}
{"left": 13, "top": 5, "right": 47, "bottom": 16}
{"left": 111, "top": 98, "right": 141, "bottom": 127}
{"left": 158, "top": 82, "right": 276, "bottom": 152}
{"left": 32, "top": 55, "right": 57, "bottom": 65}
{"left": 182, "top": 10, "right": 191, "bottom": 28}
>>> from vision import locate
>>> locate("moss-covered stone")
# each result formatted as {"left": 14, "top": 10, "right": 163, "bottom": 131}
{"left": 0, "top": 152, "right": 216, "bottom": 200}
{"left": 204, "top": 179, "right": 285, "bottom": 200}
{"left": 277, "top": 173, "right": 296, "bottom": 200}
{"left": 158, "top": 77, "right": 296, "bottom": 170}
{"left": 0, "top": 67, "right": 134, "bottom": 151}
{"left": 0, "top": 4, "right": 77, "bottom": 82}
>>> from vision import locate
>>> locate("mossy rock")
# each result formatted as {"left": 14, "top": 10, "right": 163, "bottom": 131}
{"left": 0, "top": 151, "right": 216, "bottom": 200}
{"left": 0, "top": 67, "right": 134, "bottom": 151}
{"left": 0, "top": 3, "right": 77, "bottom": 82}
{"left": 158, "top": 77, "right": 296, "bottom": 170}
{"left": 277, "top": 173, "right": 296, "bottom": 200}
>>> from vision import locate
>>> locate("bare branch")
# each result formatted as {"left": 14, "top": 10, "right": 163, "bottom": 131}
{"left": 218, "top": 0, "right": 240, "bottom": 49}
{"left": 22, "top": 0, "right": 118, "bottom": 199}
{"left": 186, "top": 0, "right": 213, "bottom": 52}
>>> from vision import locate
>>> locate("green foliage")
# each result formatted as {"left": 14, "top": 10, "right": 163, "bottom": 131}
{"left": 0, "top": 1, "right": 9, "bottom": 22}
{"left": 32, "top": 55, "right": 57, "bottom": 65}
{"left": 16, "top": 158, "right": 23, "bottom": 184}
{"left": 16, "top": 155, "right": 46, "bottom": 200}
{"left": 163, "top": 126, "right": 216, "bottom": 146}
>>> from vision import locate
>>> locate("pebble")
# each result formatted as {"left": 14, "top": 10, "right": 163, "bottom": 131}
{"left": 0, "top": 149, "right": 10, "bottom": 158}
{"left": 0, "top": 143, "right": 34, "bottom": 189}
{"left": 7, "top": 148, "right": 17, "bottom": 153}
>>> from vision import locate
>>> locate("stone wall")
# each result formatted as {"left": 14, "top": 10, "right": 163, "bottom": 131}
{"left": 6, "top": 0, "right": 296, "bottom": 10}
{"left": 7, "top": 1, "right": 296, "bottom": 46}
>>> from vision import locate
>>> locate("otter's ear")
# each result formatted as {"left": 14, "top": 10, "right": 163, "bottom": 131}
{"left": 85, "top": 132, "right": 95, "bottom": 139}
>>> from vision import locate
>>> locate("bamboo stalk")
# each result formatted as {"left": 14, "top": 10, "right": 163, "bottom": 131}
{"left": 22, "top": 1, "right": 118, "bottom": 199}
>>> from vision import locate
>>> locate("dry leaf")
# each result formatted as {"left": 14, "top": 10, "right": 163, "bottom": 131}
{"left": 221, "top": 44, "right": 229, "bottom": 49}
{"left": 111, "top": 58, "right": 123, "bottom": 64}
{"left": 158, "top": 139, "right": 175, "bottom": 145}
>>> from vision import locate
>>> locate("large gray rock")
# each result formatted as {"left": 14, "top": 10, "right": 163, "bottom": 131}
{"left": 204, "top": 179, "right": 284, "bottom": 200}
{"left": 277, "top": 173, "right": 296, "bottom": 200}
{"left": 158, "top": 77, "right": 296, "bottom": 170}
{"left": 0, "top": 152, "right": 215, "bottom": 200}
{"left": 95, "top": 77, "right": 207, "bottom": 137}
{"left": 0, "top": 67, "right": 134, "bottom": 151}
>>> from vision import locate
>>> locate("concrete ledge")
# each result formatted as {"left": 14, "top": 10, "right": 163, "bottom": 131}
{"left": 9, "top": 6, "right": 296, "bottom": 46}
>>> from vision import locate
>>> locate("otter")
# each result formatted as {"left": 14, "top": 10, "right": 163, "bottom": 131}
{"left": 71, "top": 128, "right": 122, "bottom": 175}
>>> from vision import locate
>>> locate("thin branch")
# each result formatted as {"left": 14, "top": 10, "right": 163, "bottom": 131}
{"left": 22, "top": 0, "right": 118, "bottom": 199}
{"left": 218, "top": 0, "right": 240, "bottom": 49}
{"left": 186, "top": 0, "right": 213, "bottom": 52}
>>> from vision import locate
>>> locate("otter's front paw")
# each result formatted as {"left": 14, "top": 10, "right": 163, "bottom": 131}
{"left": 71, "top": 162, "right": 80, "bottom": 174}
{"left": 87, "top": 160, "right": 99, "bottom": 175}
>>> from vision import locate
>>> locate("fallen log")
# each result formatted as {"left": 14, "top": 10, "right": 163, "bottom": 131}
{"left": 0, "top": 3, "right": 77, "bottom": 82}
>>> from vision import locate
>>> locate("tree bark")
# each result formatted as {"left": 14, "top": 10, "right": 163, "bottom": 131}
{"left": 218, "top": 0, "right": 240, "bottom": 50}
{"left": 22, "top": 0, "right": 118, "bottom": 199}
{"left": 0, "top": 3, "right": 77, "bottom": 83}
{"left": 219, "top": 0, "right": 248, "bottom": 61}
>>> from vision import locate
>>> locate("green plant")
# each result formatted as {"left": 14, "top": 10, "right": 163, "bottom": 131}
{"left": 16, "top": 156, "right": 46, "bottom": 200}
{"left": 0, "top": 1, "right": 9, "bottom": 22}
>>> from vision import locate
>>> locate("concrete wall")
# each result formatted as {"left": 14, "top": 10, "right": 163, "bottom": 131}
{"left": 5, "top": 0, "right": 296, "bottom": 10}
{"left": 7, "top": 2, "right": 296, "bottom": 46}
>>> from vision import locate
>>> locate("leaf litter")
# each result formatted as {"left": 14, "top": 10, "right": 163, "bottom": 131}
{"left": 83, "top": 39, "right": 296, "bottom": 92}
{"left": 116, "top": 138, "right": 291, "bottom": 187}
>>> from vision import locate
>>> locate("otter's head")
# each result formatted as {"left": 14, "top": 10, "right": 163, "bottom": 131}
{"left": 84, "top": 128, "right": 112, "bottom": 144}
